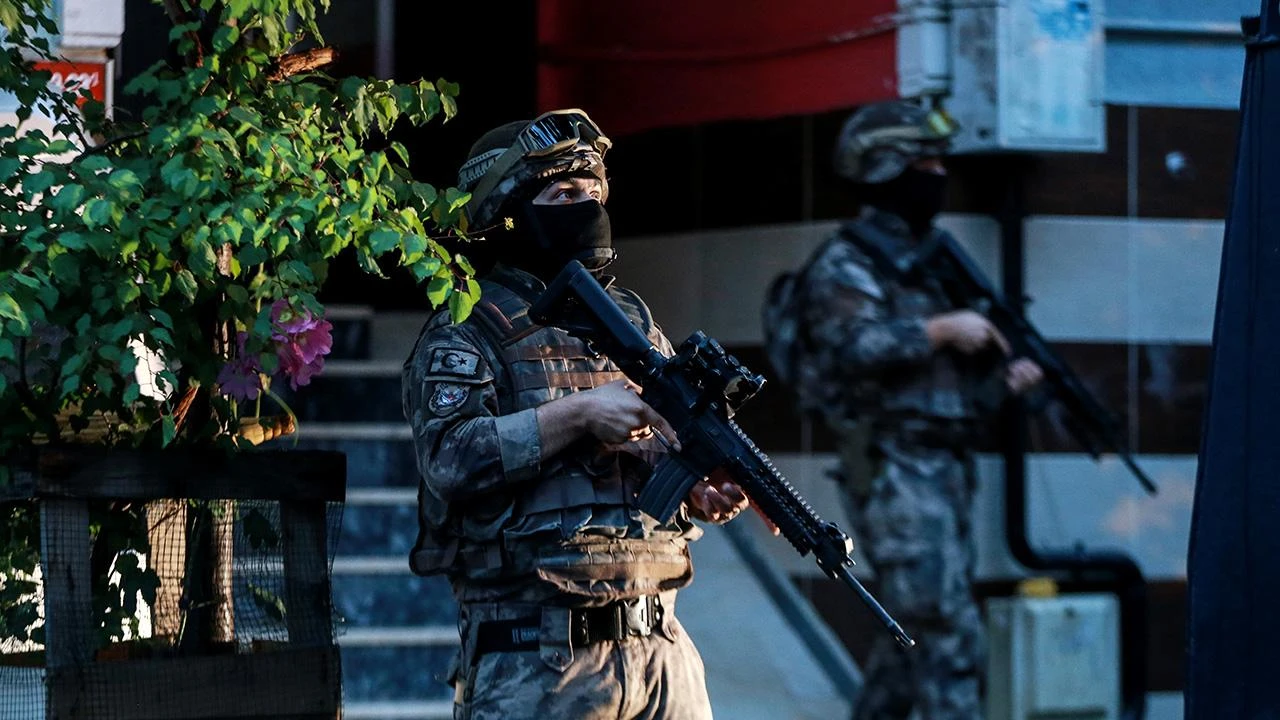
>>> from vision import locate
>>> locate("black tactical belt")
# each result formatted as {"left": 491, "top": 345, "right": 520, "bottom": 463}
{"left": 474, "top": 595, "right": 664, "bottom": 657}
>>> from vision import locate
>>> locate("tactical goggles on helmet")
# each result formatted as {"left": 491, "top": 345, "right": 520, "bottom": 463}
{"left": 459, "top": 109, "right": 611, "bottom": 194}
{"left": 519, "top": 110, "right": 611, "bottom": 158}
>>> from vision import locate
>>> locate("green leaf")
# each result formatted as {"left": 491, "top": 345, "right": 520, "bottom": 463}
{"left": 437, "top": 78, "right": 460, "bottom": 118}
{"left": 449, "top": 279, "right": 480, "bottom": 323}
{"left": 389, "top": 141, "right": 410, "bottom": 166}
{"left": 225, "top": 284, "right": 249, "bottom": 305}
{"left": 23, "top": 170, "right": 55, "bottom": 195}
{"left": 92, "top": 370, "right": 116, "bottom": 395}
{"left": 79, "top": 155, "right": 112, "bottom": 172}
{"left": 175, "top": 269, "right": 198, "bottom": 302}
{"left": 212, "top": 24, "right": 240, "bottom": 53}
{"left": 188, "top": 237, "right": 218, "bottom": 277}
{"left": 104, "top": 317, "right": 134, "bottom": 342}
{"left": 151, "top": 309, "right": 174, "bottom": 330}
{"left": 367, "top": 227, "right": 400, "bottom": 255}
{"left": 411, "top": 182, "right": 438, "bottom": 205}
{"left": 123, "top": 380, "right": 141, "bottom": 405}
{"left": 107, "top": 168, "right": 141, "bottom": 192}
{"left": 59, "top": 231, "right": 87, "bottom": 250}
{"left": 426, "top": 276, "right": 450, "bottom": 307}
{"left": 0, "top": 158, "right": 22, "bottom": 181}
{"left": 238, "top": 245, "right": 268, "bottom": 266}
{"left": 456, "top": 254, "right": 476, "bottom": 276}
{"left": 161, "top": 415, "right": 176, "bottom": 447}
{"left": 50, "top": 183, "right": 85, "bottom": 213}
{"left": 0, "top": 294, "right": 29, "bottom": 335}
{"left": 83, "top": 198, "right": 113, "bottom": 229}
{"left": 444, "top": 187, "right": 470, "bottom": 214}
{"left": 401, "top": 234, "right": 427, "bottom": 263}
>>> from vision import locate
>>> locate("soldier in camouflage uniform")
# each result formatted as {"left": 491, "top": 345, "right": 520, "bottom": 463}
{"left": 402, "top": 109, "right": 750, "bottom": 720}
{"left": 787, "top": 102, "right": 1043, "bottom": 720}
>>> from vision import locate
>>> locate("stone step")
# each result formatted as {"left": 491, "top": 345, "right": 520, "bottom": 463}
{"left": 324, "top": 305, "right": 374, "bottom": 361}
{"left": 343, "top": 700, "right": 453, "bottom": 720}
{"left": 332, "top": 573, "right": 456, "bottom": 628}
{"left": 282, "top": 434, "right": 417, "bottom": 489}
{"left": 335, "top": 497, "right": 418, "bottom": 558}
{"left": 273, "top": 361, "right": 403, "bottom": 424}
{"left": 340, "top": 644, "right": 455, "bottom": 703}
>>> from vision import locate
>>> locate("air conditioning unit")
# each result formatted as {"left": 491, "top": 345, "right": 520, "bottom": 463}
{"left": 986, "top": 593, "right": 1120, "bottom": 720}
{"left": 897, "top": 0, "right": 1107, "bottom": 154}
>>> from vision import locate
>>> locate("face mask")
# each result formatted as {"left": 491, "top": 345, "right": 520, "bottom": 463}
{"left": 862, "top": 166, "right": 949, "bottom": 236}
{"left": 499, "top": 199, "right": 615, "bottom": 282}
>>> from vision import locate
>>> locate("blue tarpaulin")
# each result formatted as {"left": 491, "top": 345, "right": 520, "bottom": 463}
{"left": 1186, "top": 1, "right": 1280, "bottom": 717}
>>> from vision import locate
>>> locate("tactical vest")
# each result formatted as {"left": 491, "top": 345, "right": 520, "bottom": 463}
{"left": 409, "top": 272, "right": 695, "bottom": 603}
{"left": 829, "top": 220, "right": 980, "bottom": 425}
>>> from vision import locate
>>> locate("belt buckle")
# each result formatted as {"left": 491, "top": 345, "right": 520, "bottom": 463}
{"left": 623, "top": 597, "right": 653, "bottom": 637}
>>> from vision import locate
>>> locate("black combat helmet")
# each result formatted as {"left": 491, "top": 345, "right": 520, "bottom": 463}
{"left": 832, "top": 101, "right": 960, "bottom": 184}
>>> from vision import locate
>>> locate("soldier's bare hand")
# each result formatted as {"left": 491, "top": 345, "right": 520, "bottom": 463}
{"left": 579, "top": 380, "right": 681, "bottom": 451}
{"left": 1005, "top": 357, "right": 1044, "bottom": 394}
{"left": 687, "top": 468, "right": 749, "bottom": 524}
{"left": 929, "top": 310, "right": 1010, "bottom": 356}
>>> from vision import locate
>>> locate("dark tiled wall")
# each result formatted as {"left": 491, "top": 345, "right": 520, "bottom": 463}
{"left": 604, "top": 104, "right": 1239, "bottom": 241}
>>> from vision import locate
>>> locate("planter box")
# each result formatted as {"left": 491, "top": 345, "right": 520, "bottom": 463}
{"left": 0, "top": 447, "right": 347, "bottom": 720}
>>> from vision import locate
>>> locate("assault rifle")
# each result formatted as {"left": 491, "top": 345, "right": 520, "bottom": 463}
{"left": 530, "top": 260, "right": 915, "bottom": 650}
{"left": 842, "top": 221, "right": 1158, "bottom": 496}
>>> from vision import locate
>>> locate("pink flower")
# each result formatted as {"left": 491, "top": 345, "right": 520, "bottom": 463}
{"left": 271, "top": 299, "right": 319, "bottom": 335}
{"left": 293, "top": 319, "right": 333, "bottom": 365}
{"left": 217, "top": 333, "right": 262, "bottom": 402}
{"left": 269, "top": 300, "right": 334, "bottom": 389}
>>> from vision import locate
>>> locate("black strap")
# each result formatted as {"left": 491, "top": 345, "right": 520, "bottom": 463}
{"left": 472, "top": 596, "right": 665, "bottom": 658}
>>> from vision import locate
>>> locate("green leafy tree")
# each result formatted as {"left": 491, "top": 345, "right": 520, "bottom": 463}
{"left": 0, "top": 0, "right": 481, "bottom": 649}
{"left": 0, "top": 0, "right": 480, "bottom": 457}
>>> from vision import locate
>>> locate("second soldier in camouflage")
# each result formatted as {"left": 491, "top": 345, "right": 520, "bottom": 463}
{"left": 776, "top": 101, "right": 1043, "bottom": 720}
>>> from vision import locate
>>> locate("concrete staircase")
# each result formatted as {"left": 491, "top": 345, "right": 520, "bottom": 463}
{"left": 280, "top": 306, "right": 858, "bottom": 719}
{"left": 282, "top": 307, "right": 455, "bottom": 720}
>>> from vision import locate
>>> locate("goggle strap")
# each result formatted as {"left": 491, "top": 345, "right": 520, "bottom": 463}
{"left": 467, "top": 144, "right": 528, "bottom": 225}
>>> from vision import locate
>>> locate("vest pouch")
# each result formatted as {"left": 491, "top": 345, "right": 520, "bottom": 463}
{"left": 533, "top": 540, "right": 693, "bottom": 600}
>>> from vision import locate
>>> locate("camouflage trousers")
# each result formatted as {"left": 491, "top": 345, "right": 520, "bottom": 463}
{"left": 451, "top": 592, "right": 713, "bottom": 720}
{"left": 840, "top": 442, "right": 984, "bottom": 720}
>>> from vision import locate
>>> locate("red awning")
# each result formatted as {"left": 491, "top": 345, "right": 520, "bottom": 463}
{"left": 537, "top": 0, "right": 901, "bottom": 136}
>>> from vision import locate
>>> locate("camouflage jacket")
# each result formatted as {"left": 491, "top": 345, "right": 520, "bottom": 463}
{"left": 401, "top": 264, "right": 700, "bottom": 605}
{"left": 794, "top": 209, "right": 982, "bottom": 435}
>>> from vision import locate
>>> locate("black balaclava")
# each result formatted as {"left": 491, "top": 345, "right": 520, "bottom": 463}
{"left": 497, "top": 196, "right": 615, "bottom": 283}
{"left": 859, "top": 165, "right": 949, "bottom": 238}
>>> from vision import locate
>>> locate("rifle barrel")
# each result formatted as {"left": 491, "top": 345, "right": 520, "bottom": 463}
{"left": 835, "top": 565, "right": 915, "bottom": 649}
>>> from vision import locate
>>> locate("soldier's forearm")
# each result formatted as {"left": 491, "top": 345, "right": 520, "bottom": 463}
{"left": 924, "top": 315, "right": 951, "bottom": 349}
{"left": 534, "top": 393, "right": 592, "bottom": 460}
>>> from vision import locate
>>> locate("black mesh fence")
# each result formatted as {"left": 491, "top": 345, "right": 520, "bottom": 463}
{"left": 0, "top": 493, "right": 343, "bottom": 719}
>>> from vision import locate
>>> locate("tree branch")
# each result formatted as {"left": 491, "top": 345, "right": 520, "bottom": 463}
{"left": 77, "top": 129, "right": 149, "bottom": 159}
{"left": 161, "top": 0, "right": 205, "bottom": 67}
{"left": 267, "top": 47, "right": 338, "bottom": 82}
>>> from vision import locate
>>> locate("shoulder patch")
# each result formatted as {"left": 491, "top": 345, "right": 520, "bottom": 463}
{"left": 429, "top": 347, "right": 481, "bottom": 377}
{"left": 428, "top": 383, "right": 471, "bottom": 416}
